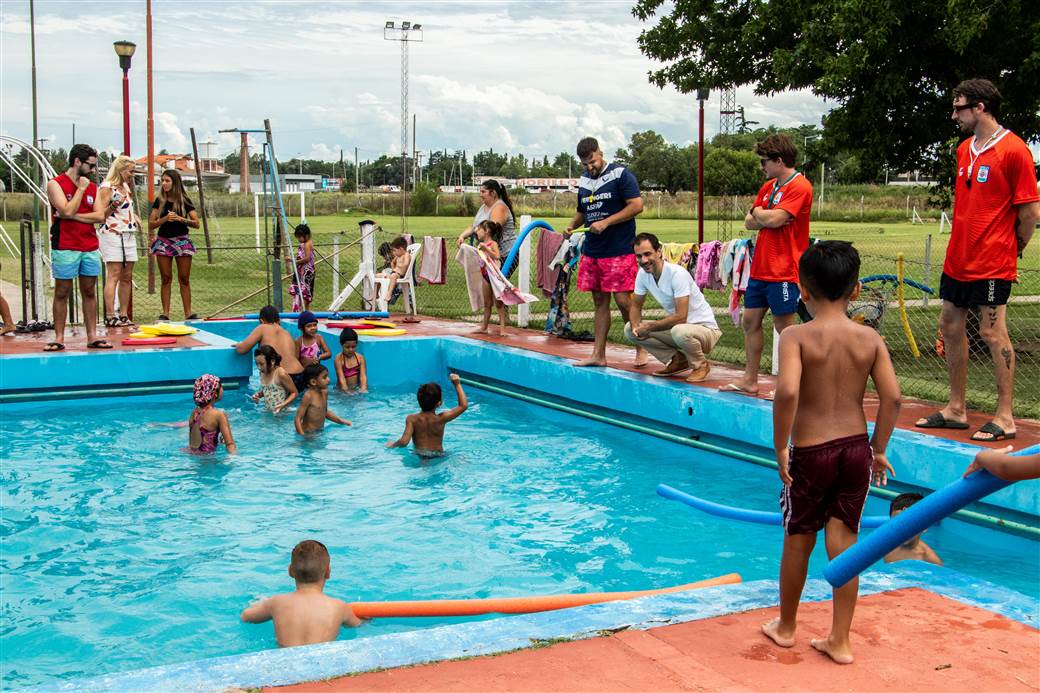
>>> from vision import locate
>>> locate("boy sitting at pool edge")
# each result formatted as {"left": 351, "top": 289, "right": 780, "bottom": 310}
{"left": 240, "top": 540, "right": 363, "bottom": 648}
{"left": 883, "top": 493, "right": 942, "bottom": 566}
{"left": 386, "top": 373, "right": 468, "bottom": 454}
{"left": 295, "top": 364, "right": 352, "bottom": 434}
{"left": 763, "top": 240, "right": 901, "bottom": 665}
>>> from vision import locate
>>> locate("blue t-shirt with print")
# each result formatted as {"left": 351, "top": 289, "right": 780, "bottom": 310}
{"left": 577, "top": 163, "right": 641, "bottom": 258}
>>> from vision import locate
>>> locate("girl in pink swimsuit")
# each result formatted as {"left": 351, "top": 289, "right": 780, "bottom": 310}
{"left": 188, "top": 374, "right": 237, "bottom": 454}
{"left": 295, "top": 311, "right": 331, "bottom": 367}
{"left": 333, "top": 327, "right": 368, "bottom": 393}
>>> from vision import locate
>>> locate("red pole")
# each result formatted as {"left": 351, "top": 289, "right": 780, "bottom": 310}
{"left": 697, "top": 95, "right": 705, "bottom": 245}
{"left": 146, "top": 0, "right": 155, "bottom": 294}
{"left": 121, "top": 70, "right": 131, "bottom": 155}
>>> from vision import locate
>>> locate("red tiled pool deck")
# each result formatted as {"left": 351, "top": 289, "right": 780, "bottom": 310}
{"left": 1, "top": 313, "right": 1037, "bottom": 449}
{"left": 266, "top": 588, "right": 1039, "bottom": 693}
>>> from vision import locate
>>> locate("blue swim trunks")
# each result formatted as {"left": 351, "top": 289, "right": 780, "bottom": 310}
{"left": 51, "top": 249, "right": 102, "bottom": 280}
{"left": 744, "top": 278, "right": 800, "bottom": 315}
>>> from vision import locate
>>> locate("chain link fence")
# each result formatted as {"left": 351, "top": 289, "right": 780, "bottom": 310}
{"left": 1, "top": 206, "right": 1036, "bottom": 419}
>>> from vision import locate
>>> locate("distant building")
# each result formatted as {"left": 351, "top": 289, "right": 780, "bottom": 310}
{"left": 472, "top": 175, "right": 578, "bottom": 192}
{"left": 133, "top": 154, "right": 229, "bottom": 191}
{"left": 227, "top": 173, "right": 325, "bottom": 194}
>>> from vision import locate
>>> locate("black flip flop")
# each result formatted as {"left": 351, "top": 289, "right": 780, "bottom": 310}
{"left": 970, "top": 421, "right": 1016, "bottom": 442}
{"left": 43, "top": 342, "right": 66, "bottom": 352}
{"left": 87, "top": 340, "right": 113, "bottom": 349}
{"left": 915, "top": 411, "right": 970, "bottom": 430}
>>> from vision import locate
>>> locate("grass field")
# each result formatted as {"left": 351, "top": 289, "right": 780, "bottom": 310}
{"left": 2, "top": 212, "right": 1037, "bottom": 418}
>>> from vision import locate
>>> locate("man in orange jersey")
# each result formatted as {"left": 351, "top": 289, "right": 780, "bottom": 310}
{"left": 916, "top": 79, "right": 1039, "bottom": 442}
{"left": 721, "top": 134, "right": 813, "bottom": 397}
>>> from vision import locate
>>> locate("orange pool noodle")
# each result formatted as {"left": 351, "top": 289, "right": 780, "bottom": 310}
{"left": 349, "top": 573, "right": 741, "bottom": 618}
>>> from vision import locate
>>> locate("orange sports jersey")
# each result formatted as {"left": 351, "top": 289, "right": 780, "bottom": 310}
{"left": 749, "top": 173, "right": 813, "bottom": 283}
{"left": 946, "top": 130, "right": 1039, "bottom": 282}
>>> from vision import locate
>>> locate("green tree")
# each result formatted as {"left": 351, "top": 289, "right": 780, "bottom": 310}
{"left": 552, "top": 152, "right": 579, "bottom": 177}
{"left": 633, "top": 0, "right": 1040, "bottom": 180}
{"left": 703, "top": 149, "right": 762, "bottom": 195}
{"left": 410, "top": 181, "right": 438, "bottom": 215}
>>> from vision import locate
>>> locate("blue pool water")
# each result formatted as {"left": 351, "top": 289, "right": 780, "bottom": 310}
{"left": 2, "top": 379, "right": 1038, "bottom": 688}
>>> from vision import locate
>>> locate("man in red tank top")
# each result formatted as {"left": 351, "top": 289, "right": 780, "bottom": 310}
{"left": 44, "top": 144, "right": 110, "bottom": 350}
{"left": 916, "top": 80, "right": 1039, "bottom": 441}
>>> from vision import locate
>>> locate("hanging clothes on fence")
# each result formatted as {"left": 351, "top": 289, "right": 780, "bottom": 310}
{"left": 678, "top": 244, "right": 697, "bottom": 273}
{"left": 536, "top": 229, "right": 566, "bottom": 297}
{"left": 695, "top": 240, "right": 724, "bottom": 290}
{"left": 661, "top": 242, "right": 694, "bottom": 265}
{"left": 455, "top": 244, "right": 486, "bottom": 311}
{"left": 418, "top": 236, "right": 447, "bottom": 285}
{"left": 545, "top": 234, "right": 593, "bottom": 341}
{"left": 727, "top": 239, "right": 754, "bottom": 325}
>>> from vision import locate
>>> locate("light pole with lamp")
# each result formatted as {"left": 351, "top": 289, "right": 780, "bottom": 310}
{"left": 696, "top": 88, "right": 709, "bottom": 244}
{"left": 383, "top": 20, "right": 423, "bottom": 234}
{"left": 802, "top": 134, "right": 824, "bottom": 211}
{"left": 113, "top": 40, "right": 136, "bottom": 156}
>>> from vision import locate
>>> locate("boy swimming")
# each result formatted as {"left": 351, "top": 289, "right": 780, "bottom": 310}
{"left": 763, "top": 240, "right": 901, "bottom": 665}
{"left": 236, "top": 305, "right": 306, "bottom": 392}
{"left": 386, "top": 373, "right": 468, "bottom": 454}
{"left": 240, "top": 539, "right": 363, "bottom": 647}
{"left": 294, "top": 364, "right": 352, "bottom": 434}
{"left": 883, "top": 493, "right": 942, "bottom": 566}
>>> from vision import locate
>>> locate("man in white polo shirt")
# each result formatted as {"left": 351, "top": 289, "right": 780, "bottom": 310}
{"left": 625, "top": 233, "right": 722, "bottom": 382}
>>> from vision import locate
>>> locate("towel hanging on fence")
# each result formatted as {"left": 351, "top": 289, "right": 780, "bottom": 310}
{"left": 695, "top": 240, "right": 724, "bottom": 291}
{"left": 418, "top": 236, "right": 447, "bottom": 285}
{"left": 661, "top": 242, "right": 694, "bottom": 265}
{"left": 537, "top": 229, "right": 566, "bottom": 297}
{"left": 455, "top": 244, "right": 486, "bottom": 311}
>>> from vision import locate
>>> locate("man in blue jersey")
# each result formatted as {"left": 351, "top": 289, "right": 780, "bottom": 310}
{"left": 566, "top": 137, "right": 647, "bottom": 367}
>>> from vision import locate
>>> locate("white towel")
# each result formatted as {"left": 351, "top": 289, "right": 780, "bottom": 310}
{"left": 455, "top": 244, "right": 486, "bottom": 311}
{"left": 418, "top": 236, "right": 446, "bottom": 284}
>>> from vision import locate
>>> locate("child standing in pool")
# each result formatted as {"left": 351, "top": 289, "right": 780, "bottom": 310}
{"left": 295, "top": 311, "right": 330, "bottom": 367}
{"left": 240, "top": 539, "right": 364, "bottom": 647}
{"left": 289, "top": 223, "right": 316, "bottom": 312}
{"left": 189, "top": 374, "right": 237, "bottom": 454}
{"left": 386, "top": 374, "right": 468, "bottom": 454}
{"left": 763, "top": 241, "right": 900, "bottom": 665}
{"left": 333, "top": 328, "right": 368, "bottom": 393}
{"left": 883, "top": 493, "right": 942, "bottom": 566}
{"left": 295, "top": 364, "right": 352, "bottom": 434}
{"left": 235, "top": 306, "right": 306, "bottom": 392}
{"left": 252, "top": 344, "right": 298, "bottom": 414}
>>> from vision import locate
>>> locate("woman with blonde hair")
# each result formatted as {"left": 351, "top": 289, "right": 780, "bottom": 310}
{"left": 149, "top": 169, "right": 200, "bottom": 320}
{"left": 98, "top": 155, "right": 141, "bottom": 327}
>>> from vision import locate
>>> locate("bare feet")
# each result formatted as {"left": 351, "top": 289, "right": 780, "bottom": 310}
{"left": 761, "top": 618, "right": 795, "bottom": 648}
{"left": 633, "top": 346, "right": 649, "bottom": 368}
{"left": 811, "top": 637, "right": 854, "bottom": 664}
{"left": 472, "top": 327, "right": 490, "bottom": 335}
{"left": 1, "top": 325, "right": 15, "bottom": 337}
{"left": 718, "top": 381, "right": 759, "bottom": 396}
{"left": 573, "top": 358, "right": 607, "bottom": 367}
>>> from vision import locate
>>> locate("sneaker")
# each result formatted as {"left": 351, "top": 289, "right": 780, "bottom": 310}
{"left": 686, "top": 363, "right": 712, "bottom": 383}
{"left": 651, "top": 354, "right": 690, "bottom": 377}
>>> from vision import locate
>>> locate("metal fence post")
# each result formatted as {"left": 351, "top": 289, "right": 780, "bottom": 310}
{"left": 923, "top": 234, "right": 932, "bottom": 307}
{"left": 332, "top": 236, "right": 340, "bottom": 301}
{"left": 517, "top": 214, "right": 532, "bottom": 327}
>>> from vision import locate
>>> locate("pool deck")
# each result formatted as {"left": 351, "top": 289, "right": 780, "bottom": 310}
{"left": 263, "top": 588, "right": 1039, "bottom": 693}
{"left": 1, "top": 313, "right": 1036, "bottom": 448}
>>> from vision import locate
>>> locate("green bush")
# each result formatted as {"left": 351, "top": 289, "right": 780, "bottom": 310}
{"left": 411, "top": 182, "right": 438, "bottom": 215}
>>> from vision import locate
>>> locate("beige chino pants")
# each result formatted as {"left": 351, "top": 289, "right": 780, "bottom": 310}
{"left": 624, "top": 322, "right": 722, "bottom": 369}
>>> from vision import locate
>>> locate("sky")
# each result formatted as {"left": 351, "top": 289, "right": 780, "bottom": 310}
{"left": 1, "top": 1, "right": 830, "bottom": 165}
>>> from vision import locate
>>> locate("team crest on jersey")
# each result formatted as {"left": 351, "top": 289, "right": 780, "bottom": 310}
{"left": 976, "top": 166, "right": 990, "bottom": 183}
{"left": 87, "top": 195, "right": 95, "bottom": 204}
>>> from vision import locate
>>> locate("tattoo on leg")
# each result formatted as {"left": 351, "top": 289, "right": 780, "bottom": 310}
{"left": 988, "top": 309, "right": 997, "bottom": 329}
{"left": 1001, "top": 346, "right": 1012, "bottom": 371}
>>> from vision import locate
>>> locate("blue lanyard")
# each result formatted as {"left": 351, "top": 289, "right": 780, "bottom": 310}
{"left": 767, "top": 172, "right": 799, "bottom": 208}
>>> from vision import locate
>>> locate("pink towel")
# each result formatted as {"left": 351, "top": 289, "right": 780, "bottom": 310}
{"left": 479, "top": 248, "right": 539, "bottom": 306}
{"left": 536, "top": 230, "right": 566, "bottom": 297}
{"left": 418, "top": 236, "right": 447, "bottom": 285}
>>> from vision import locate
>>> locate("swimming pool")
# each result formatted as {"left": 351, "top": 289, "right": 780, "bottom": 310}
{"left": 2, "top": 327, "right": 1038, "bottom": 689}
{"left": 2, "top": 378, "right": 1038, "bottom": 688}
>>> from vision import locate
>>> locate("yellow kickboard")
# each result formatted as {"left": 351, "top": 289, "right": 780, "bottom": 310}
{"left": 360, "top": 319, "right": 397, "bottom": 329}
{"left": 355, "top": 328, "right": 406, "bottom": 337}
{"left": 140, "top": 323, "right": 197, "bottom": 336}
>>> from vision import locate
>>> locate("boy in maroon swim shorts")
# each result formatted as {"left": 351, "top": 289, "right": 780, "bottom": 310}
{"left": 764, "top": 241, "right": 902, "bottom": 665}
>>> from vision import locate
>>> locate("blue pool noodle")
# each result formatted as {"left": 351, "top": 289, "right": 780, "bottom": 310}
{"left": 824, "top": 444, "right": 1040, "bottom": 588}
{"left": 242, "top": 311, "right": 390, "bottom": 319}
{"left": 656, "top": 484, "right": 887, "bottom": 528}
{"left": 502, "top": 220, "right": 556, "bottom": 278}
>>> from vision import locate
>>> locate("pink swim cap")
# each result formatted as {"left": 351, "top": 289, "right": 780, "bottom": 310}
{"left": 193, "top": 373, "right": 221, "bottom": 406}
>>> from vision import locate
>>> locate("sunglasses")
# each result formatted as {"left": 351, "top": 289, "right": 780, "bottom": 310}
{"left": 759, "top": 157, "right": 774, "bottom": 167}
{"left": 952, "top": 102, "right": 978, "bottom": 113}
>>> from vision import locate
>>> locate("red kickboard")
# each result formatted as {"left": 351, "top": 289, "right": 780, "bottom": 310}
{"left": 122, "top": 337, "right": 178, "bottom": 346}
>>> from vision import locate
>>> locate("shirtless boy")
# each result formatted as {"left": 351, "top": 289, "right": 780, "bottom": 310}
{"left": 294, "top": 364, "right": 352, "bottom": 434}
{"left": 763, "top": 240, "right": 901, "bottom": 665}
{"left": 386, "top": 373, "right": 468, "bottom": 454}
{"left": 236, "top": 305, "right": 306, "bottom": 391}
{"left": 378, "top": 236, "right": 410, "bottom": 306}
{"left": 240, "top": 540, "right": 363, "bottom": 648}
{"left": 883, "top": 493, "right": 942, "bottom": 566}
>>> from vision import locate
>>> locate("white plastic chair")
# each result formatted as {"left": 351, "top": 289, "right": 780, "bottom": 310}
{"left": 373, "top": 242, "right": 421, "bottom": 313}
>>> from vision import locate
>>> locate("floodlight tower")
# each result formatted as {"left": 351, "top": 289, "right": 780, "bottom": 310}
{"left": 717, "top": 86, "right": 738, "bottom": 241}
{"left": 384, "top": 19, "right": 423, "bottom": 234}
